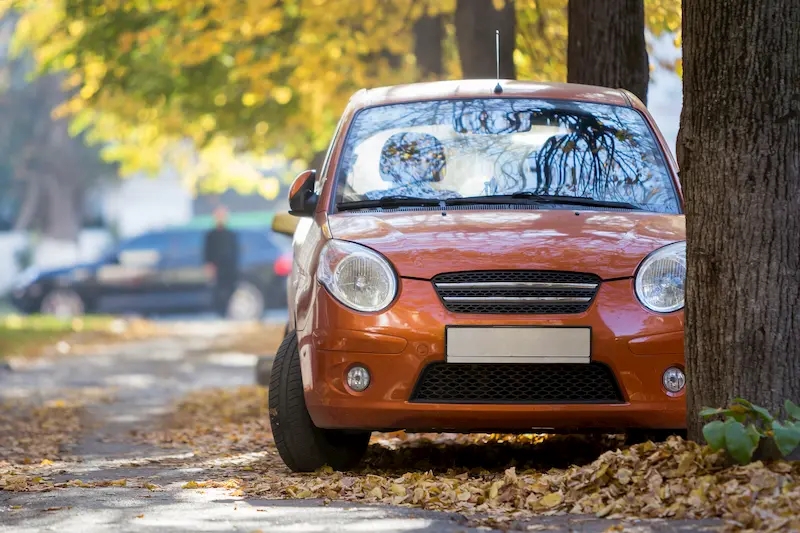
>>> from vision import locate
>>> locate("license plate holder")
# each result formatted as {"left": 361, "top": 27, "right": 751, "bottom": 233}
{"left": 445, "top": 326, "right": 591, "bottom": 364}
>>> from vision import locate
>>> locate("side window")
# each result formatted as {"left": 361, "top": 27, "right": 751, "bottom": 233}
{"left": 118, "top": 232, "right": 170, "bottom": 252}
{"left": 165, "top": 232, "right": 203, "bottom": 264}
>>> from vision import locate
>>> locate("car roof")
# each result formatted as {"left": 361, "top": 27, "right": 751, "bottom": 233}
{"left": 348, "top": 79, "right": 633, "bottom": 110}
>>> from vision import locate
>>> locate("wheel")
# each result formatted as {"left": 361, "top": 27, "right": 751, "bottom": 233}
{"left": 268, "top": 333, "right": 370, "bottom": 472}
{"left": 226, "top": 281, "right": 265, "bottom": 321}
{"left": 40, "top": 289, "right": 85, "bottom": 318}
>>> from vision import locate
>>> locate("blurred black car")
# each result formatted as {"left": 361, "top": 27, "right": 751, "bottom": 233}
{"left": 9, "top": 227, "right": 292, "bottom": 320}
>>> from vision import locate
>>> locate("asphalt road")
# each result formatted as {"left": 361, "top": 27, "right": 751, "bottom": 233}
{"left": 0, "top": 320, "right": 720, "bottom": 533}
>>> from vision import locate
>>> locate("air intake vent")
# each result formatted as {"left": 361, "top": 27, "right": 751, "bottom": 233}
{"left": 410, "top": 362, "right": 623, "bottom": 404}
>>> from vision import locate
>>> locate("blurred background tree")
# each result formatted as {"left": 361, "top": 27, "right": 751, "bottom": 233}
{"left": 2, "top": 0, "right": 681, "bottom": 197}
{"left": 0, "top": 11, "right": 116, "bottom": 241}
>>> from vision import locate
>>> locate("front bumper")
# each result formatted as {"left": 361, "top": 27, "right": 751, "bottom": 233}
{"left": 297, "top": 278, "right": 685, "bottom": 432}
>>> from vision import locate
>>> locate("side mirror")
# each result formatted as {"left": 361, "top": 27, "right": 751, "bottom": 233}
{"left": 288, "top": 169, "right": 317, "bottom": 217}
{"left": 271, "top": 212, "right": 299, "bottom": 237}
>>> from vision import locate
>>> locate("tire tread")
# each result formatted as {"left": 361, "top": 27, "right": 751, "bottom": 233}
{"left": 268, "top": 332, "right": 369, "bottom": 472}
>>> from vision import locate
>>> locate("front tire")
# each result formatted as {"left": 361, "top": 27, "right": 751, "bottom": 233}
{"left": 40, "top": 289, "right": 85, "bottom": 318}
{"left": 268, "top": 333, "right": 370, "bottom": 472}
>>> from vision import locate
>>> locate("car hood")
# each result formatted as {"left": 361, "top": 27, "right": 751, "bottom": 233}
{"left": 327, "top": 209, "right": 685, "bottom": 280}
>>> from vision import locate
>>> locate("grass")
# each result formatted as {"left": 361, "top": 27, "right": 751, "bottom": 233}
{"left": 0, "top": 314, "right": 132, "bottom": 359}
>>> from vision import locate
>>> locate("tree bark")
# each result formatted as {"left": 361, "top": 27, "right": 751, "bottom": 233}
{"left": 567, "top": 0, "right": 648, "bottom": 104}
{"left": 13, "top": 178, "right": 42, "bottom": 232}
{"left": 455, "top": 0, "right": 516, "bottom": 79}
{"left": 414, "top": 15, "right": 445, "bottom": 78}
{"left": 679, "top": 0, "right": 800, "bottom": 442}
{"left": 43, "top": 174, "right": 81, "bottom": 242}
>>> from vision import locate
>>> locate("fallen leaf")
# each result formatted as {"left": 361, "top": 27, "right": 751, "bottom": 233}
{"left": 539, "top": 492, "right": 563, "bottom": 508}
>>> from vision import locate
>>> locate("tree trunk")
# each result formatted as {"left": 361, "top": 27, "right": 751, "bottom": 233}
{"left": 455, "top": 0, "right": 516, "bottom": 79}
{"left": 13, "top": 178, "right": 42, "bottom": 232}
{"left": 43, "top": 174, "right": 82, "bottom": 242}
{"left": 679, "top": 0, "right": 800, "bottom": 442}
{"left": 567, "top": 0, "right": 648, "bottom": 104}
{"left": 414, "top": 15, "right": 445, "bottom": 78}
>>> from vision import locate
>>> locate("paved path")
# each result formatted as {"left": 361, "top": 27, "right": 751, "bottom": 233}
{"left": 0, "top": 322, "right": 720, "bottom": 533}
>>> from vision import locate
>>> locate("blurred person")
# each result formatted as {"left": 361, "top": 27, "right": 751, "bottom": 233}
{"left": 203, "top": 206, "right": 240, "bottom": 317}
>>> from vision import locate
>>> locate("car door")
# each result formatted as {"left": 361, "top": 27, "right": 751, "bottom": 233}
{"left": 156, "top": 230, "right": 213, "bottom": 312}
{"left": 93, "top": 232, "right": 168, "bottom": 314}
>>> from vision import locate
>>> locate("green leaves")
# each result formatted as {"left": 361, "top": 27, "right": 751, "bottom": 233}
{"left": 786, "top": 400, "right": 800, "bottom": 421}
{"left": 732, "top": 398, "right": 773, "bottom": 423}
{"left": 699, "top": 407, "right": 723, "bottom": 417}
{"left": 702, "top": 420, "right": 726, "bottom": 450}
{"left": 772, "top": 421, "right": 800, "bottom": 457}
{"left": 721, "top": 419, "right": 758, "bottom": 465}
{"left": 702, "top": 419, "right": 759, "bottom": 464}
{"left": 700, "top": 398, "right": 800, "bottom": 464}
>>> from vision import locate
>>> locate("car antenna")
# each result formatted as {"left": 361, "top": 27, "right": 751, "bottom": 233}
{"left": 494, "top": 29, "right": 503, "bottom": 95}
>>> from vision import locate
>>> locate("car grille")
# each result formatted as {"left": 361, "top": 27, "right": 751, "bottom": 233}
{"left": 410, "top": 362, "right": 623, "bottom": 404}
{"left": 432, "top": 271, "right": 600, "bottom": 314}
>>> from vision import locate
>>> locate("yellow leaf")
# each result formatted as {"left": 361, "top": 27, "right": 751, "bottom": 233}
{"left": 488, "top": 480, "right": 503, "bottom": 500}
{"left": 596, "top": 502, "right": 615, "bottom": 517}
{"left": 182, "top": 481, "right": 199, "bottom": 489}
{"left": 540, "top": 492, "right": 563, "bottom": 508}
{"left": 272, "top": 86, "right": 293, "bottom": 105}
{"left": 389, "top": 484, "right": 406, "bottom": 497}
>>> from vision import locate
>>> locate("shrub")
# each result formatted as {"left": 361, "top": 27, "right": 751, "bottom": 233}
{"left": 700, "top": 399, "right": 800, "bottom": 464}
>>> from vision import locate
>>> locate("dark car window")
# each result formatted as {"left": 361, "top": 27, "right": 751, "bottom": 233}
{"left": 118, "top": 232, "right": 172, "bottom": 252}
{"left": 165, "top": 231, "right": 204, "bottom": 263}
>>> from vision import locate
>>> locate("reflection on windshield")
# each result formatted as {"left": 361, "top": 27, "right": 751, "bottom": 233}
{"left": 335, "top": 98, "right": 679, "bottom": 213}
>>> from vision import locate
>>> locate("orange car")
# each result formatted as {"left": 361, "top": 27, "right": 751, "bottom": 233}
{"left": 269, "top": 80, "right": 686, "bottom": 472}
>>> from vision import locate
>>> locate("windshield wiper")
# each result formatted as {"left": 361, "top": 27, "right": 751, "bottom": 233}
{"left": 447, "top": 192, "right": 643, "bottom": 210}
{"left": 337, "top": 195, "right": 441, "bottom": 211}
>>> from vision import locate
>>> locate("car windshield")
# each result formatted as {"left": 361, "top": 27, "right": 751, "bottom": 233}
{"left": 334, "top": 98, "right": 679, "bottom": 213}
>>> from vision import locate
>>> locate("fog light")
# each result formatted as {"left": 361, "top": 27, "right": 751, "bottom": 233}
{"left": 346, "top": 365, "right": 371, "bottom": 392}
{"left": 662, "top": 367, "right": 686, "bottom": 393}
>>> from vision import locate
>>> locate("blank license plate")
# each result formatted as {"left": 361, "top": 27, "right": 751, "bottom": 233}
{"left": 446, "top": 327, "right": 591, "bottom": 364}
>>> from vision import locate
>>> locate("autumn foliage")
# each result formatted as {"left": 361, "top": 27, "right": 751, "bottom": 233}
{"left": 3, "top": 0, "right": 680, "bottom": 194}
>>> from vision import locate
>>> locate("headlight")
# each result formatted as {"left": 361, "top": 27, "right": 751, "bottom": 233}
{"left": 634, "top": 241, "right": 686, "bottom": 313}
{"left": 317, "top": 240, "right": 397, "bottom": 312}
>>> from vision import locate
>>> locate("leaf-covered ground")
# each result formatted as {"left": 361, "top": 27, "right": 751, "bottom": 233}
{"left": 0, "top": 399, "right": 84, "bottom": 465}
{"left": 129, "top": 386, "right": 799, "bottom": 532}
{"left": 1, "top": 325, "right": 797, "bottom": 532}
